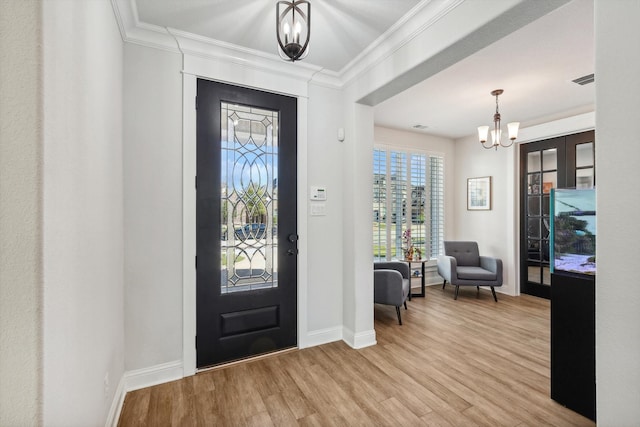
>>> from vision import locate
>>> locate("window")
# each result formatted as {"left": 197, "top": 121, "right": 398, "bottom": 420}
{"left": 373, "top": 147, "right": 444, "bottom": 261}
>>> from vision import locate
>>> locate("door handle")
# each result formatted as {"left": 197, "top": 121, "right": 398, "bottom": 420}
{"left": 287, "top": 249, "right": 298, "bottom": 256}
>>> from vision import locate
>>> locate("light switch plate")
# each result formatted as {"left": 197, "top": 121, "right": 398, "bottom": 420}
{"left": 310, "top": 203, "right": 326, "bottom": 216}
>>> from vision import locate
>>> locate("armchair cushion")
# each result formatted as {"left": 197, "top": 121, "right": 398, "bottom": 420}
{"left": 457, "top": 266, "right": 496, "bottom": 281}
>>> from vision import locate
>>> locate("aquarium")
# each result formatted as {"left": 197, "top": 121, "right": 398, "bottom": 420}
{"left": 550, "top": 188, "right": 596, "bottom": 276}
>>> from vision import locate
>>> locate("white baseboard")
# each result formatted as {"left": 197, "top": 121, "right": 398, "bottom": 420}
{"left": 105, "top": 360, "right": 183, "bottom": 427}
{"left": 105, "top": 375, "right": 126, "bottom": 427}
{"left": 353, "top": 329, "right": 377, "bottom": 349}
{"left": 342, "top": 327, "right": 377, "bottom": 349}
{"left": 302, "top": 326, "right": 343, "bottom": 348}
{"left": 124, "top": 360, "right": 184, "bottom": 392}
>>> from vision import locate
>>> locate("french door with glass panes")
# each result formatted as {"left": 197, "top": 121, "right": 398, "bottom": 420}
{"left": 520, "top": 131, "right": 595, "bottom": 298}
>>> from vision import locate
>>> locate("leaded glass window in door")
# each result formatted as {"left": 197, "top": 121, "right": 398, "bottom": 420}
{"left": 220, "top": 103, "right": 278, "bottom": 293}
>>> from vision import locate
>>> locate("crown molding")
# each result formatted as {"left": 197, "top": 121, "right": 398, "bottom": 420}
{"left": 111, "top": 0, "right": 342, "bottom": 88}
{"left": 111, "top": 0, "right": 179, "bottom": 53}
{"left": 111, "top": 0, "right": 464, "bottom": 90}
{"left": 339, "top": 0, "right": 465, "bottom": 87}
{"left": 168, "top": 28, "right": 343, "bottom": 88}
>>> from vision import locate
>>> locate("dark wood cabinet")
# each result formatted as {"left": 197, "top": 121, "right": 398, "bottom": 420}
{"left": 550, "top": 272, "right": 596, "bottom": 421}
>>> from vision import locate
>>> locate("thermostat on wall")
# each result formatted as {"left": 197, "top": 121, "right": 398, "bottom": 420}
{"left": 310, "top": 186, "right": 327, "bottom": 201}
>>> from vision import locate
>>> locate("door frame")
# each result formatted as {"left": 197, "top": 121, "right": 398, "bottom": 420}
{"left": 195, "top": 79, "right": 298, "bottom": 368}
{"left": 181, "top": 67, "right": 310, "bottom": 376}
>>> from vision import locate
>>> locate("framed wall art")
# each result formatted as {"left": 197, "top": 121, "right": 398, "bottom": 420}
{"left": 467, "top": 176, "right": 492, "bottom": 210}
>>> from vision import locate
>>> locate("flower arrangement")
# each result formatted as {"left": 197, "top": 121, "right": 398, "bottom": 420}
{"left": 402, "top": 229, "right": 414, "bottom": 260}
{"left": 401, "top": 229, "right": 423, "bottom": 261}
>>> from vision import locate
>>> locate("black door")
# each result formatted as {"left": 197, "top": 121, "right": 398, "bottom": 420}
{"left": 519, "top": 130, "right": 595, "bottom": 298}
{"left": 196, "top": 79, "right": 298, "bottom": 368}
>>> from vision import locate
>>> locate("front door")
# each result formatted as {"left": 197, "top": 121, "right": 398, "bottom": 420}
{"left": 196, "top": 79, "right": 298, "bottom": 368}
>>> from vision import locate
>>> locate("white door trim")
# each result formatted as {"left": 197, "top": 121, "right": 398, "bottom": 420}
{"left": 181, "top": 55, "right": 310, "bottom": 376}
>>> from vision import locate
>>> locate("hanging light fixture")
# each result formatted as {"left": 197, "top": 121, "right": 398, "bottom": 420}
{"left": 478, "top": 89, "right": 520, "bottom": 150}
{"left": 276, "top": 1, "right": 310, "bottom": 62}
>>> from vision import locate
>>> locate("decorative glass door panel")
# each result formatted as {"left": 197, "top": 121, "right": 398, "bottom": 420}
{"left": 220, "top": 103, "right": 278, "bottom": 294}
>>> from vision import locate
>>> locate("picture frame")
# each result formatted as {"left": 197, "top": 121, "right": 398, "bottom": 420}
{"left": 467, "top": 176, "right": 492, "bottom": 210}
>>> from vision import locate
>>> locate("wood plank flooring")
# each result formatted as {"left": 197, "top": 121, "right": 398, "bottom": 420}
{"left": 118, "top": 285, "right": 595, "bottom": 426}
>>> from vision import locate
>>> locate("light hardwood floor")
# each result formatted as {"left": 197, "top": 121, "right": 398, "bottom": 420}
{"left": 118, "top": 285, "right": 595, "bottom": 426}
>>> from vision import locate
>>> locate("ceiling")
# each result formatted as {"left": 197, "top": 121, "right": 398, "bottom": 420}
{"left": 135, "top": 0, "right": 423, "bottom": 73}
{"left": 133, "top": 0, "right": 594, "bottom": 140}
{"left": 374, "top": 0, "right": 594, "bottom": 139}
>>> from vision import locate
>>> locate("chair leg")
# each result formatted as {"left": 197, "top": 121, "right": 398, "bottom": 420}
{"left": 477, "top": 286, "right": 480, "bottom": 293}
{"left": 404, "top": 301, "right": 408, "bottom": 310}
{"left": 396, "top": 306, "right": 403, "bottom": 325}
{"left": 454, "top": 285, "right": 460, "bottom": 300}
{"left": 442, "top": 279, "right": 447, "bottom": 289}
{"left": 491, "top": 286, "right": 498, "bottom": 302}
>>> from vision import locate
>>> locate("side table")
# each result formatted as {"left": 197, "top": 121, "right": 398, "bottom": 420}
{"left": 405, "top": 259, "right": 427, "bottom": 297}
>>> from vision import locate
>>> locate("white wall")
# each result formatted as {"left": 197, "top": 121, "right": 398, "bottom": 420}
{"left": 42, "top": 1, "right": 125, "bottom": 425}
{"left": 123, "top": 43, "right": 184, "bottom": 371}
{"left": 595, "top": 0, "right": 640, "bottom": 423}
{"left": 0, "top": 0, "right": 43, "bottom": 424}
{"left": 453, "top": 135, "right": 518, "bottom": 295}
{"left": 305, "top": 83, "right": 345, "bottom": 336}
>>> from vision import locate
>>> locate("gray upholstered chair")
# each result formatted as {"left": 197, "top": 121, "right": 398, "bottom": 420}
{"left": 373, "top": 261, "right": 411, "bottom": 324}
{"left": 437, "top": 241, "right": 503, "bottom": 301}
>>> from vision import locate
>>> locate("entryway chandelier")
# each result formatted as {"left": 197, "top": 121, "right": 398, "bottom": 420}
{"left": 276, "top": 1, "right": 311, "bottom": 62}
{"left": 478, "top": 89, "right": 520, "bottom": 150}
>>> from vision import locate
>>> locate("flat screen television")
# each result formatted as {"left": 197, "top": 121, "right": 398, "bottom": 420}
{"left": 550, "top": 188, "right": 596, "bottom": 276}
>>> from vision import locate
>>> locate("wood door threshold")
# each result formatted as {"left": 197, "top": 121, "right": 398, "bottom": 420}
{"left": 196, "top": 347, "right": 298, "bottom": 373}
